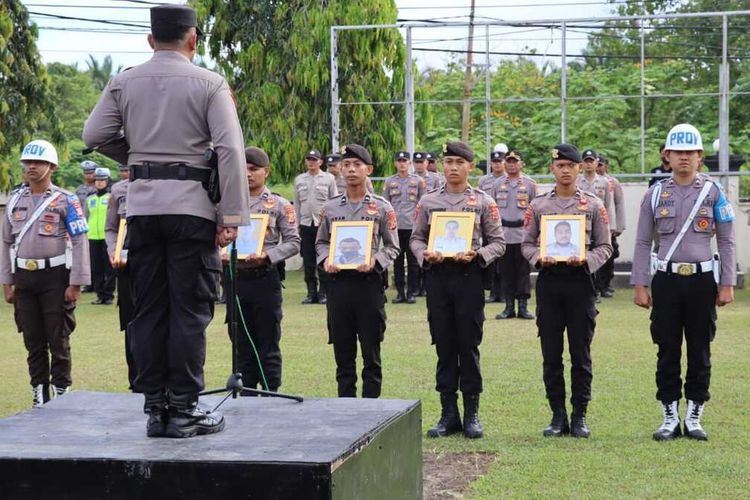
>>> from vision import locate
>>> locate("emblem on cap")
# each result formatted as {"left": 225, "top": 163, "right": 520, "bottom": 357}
{"left": 552, "top": 148, "right": 559, "bottom": 159}
{"left": 442, "top": 143, "right": 448, "bottom": 154}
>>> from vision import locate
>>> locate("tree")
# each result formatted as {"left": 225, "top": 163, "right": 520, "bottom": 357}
{"left": 0, "top": 0, "right": 62, "bottom": 189}
{"left": 196, "top": 0, "right": 409, "bottom": 181}
{"left": 85, "top": 55, "right": 122, "bottom": 92}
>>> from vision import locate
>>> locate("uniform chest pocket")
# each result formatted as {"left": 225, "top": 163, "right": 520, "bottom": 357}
{"left": 296, "top": 184, "right": 309, "bottom": 201}
{"left": 655, "top": 207, "right": 676, "bottom": 234}
{"left": 693, "top": 214, "right": 713, "bottom": 233}
{"left": 38, "top": 212, "right": 61, "bottom": 237}
{"left": 496, "top": 197, "right": 509, "bottom": 209}
{"left": 315, "top": 184, "right": 329, "bottom": 201}
{"left": 516, "top": 194, "right": 529, "bottom": 209}
{"left": 389, "top": 188, "right": 401, "bottom": 198}
{"left": 10, "top": 208, "right": 28, "bottom": 234}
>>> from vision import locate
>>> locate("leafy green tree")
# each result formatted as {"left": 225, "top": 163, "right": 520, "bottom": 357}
{"left": 85, "top": 55, "right": 122, "bottom": 92}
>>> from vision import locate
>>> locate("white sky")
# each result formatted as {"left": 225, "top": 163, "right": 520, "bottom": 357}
{"left": 23, "top": 0, "right": 616, "bottom": 72}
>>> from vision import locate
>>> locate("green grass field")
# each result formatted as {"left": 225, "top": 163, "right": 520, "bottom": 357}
{"left": 1, "top": 272, "right": 748, "bottom": 498}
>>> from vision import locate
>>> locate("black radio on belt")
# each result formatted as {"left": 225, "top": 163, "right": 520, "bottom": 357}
{"left": 203, "top": 148, "right": 221, "bottom": 204}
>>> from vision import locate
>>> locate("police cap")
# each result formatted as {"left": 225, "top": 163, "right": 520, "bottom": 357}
{"left": 552, "top": 144, "right": 582, "bottom": 163}
{"left": 94, "top": 167, "right": 111, "bottom": 179}
{"left": 395, "top": 151, "right": 411, "bottom": 160}
{"left": 245, "top": 147, "right": 270, "bottom": 167}
{"left": 413, "top": 151, "right": 428, "bottom": 161}
{"left": 598, "top": 154, "right": 609, "bottom": 165}
{"left": 305, "top": 149, "right": 322, "bottom": 160}
{"left": 491, "top": 151, "right": 506, "bottom": 161}
{"left": 342, "top": 144, "right": 372, "bottom": 165}
{"left": 326, "top": 154, "right": 341, "bottom": 165}
{"left": 506, "top": 150, "right": 523, "bottom": 161}
{"left": 81, "top": 160, "right": 98, "bottom": 172}
{"left": 150, "top": 5, "right": 202, "bottom": 36}
{"left": 118, "top": 163, "right": 129, "bottom": 171}
{"left": 426, "top": 152, "right": 437, "bottom": 162}
{"left": 582, "top": 149, "right": 598, "bottom": 160}
{"left": 442, "top": 141, "right": 474, "bottom": 162}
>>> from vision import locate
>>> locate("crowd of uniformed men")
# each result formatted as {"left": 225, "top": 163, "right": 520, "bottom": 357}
{"left": 1, "top": 5, "right": 740, "bottom": 443}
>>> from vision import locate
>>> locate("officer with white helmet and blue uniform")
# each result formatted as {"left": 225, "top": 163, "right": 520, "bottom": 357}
{"left": 632, "top": 123, "right": 736, "bottom": 441}
{"left": 1, "top": 140, "right": 91, "bottom": 408}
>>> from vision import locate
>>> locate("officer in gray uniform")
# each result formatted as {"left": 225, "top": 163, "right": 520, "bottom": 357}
{"left": 105, "top": 163, "right": 135, "bottom": 390}
{"left": 477, "top": 151, "right": 506, "bottom": 303}
{"left": 493, "top": 150, "right": 537, "bottom": 320}
{"left": 83, "top": 4, "right": 250, "bottom": 438}
{"left": 1, "top": 140, "right": 90, "bottom": 408}
{"left": 316, "top": 144, "right": 400, "bottom": 398}
{"left": 75, "top": 160, "right": 98, "bottom": 208}
{"left": 413, "top": 151, "right": 443, "bottom": 191}
{"left": 294, "top": 149, "right": 338, "bottom": 304}
{"left": 477, "top": 150, "right": 506, "bottom": 192}
{"left": 411, "top": 141, "right": 505, "bottom": 439}
{"left": 383, "top": 151, "right": 424, "bottom": 303}
{"left": 522, "top": 144, "right": 612, "bottom": 439}
{"left": 226, "top": 147, "right": 300, "bottom": 393}
{"left": 596, "top": 155, "right": 625, "bottom": 297}
{"left": 632, "top": 123, "right": 736, "bottom": 442}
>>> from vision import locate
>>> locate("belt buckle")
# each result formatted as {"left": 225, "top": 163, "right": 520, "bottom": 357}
{"left": 26, "top": 260, "right": 38, "bottom": 271}
{"left": 676, "top": 263, "right": 693, "bottom": 276}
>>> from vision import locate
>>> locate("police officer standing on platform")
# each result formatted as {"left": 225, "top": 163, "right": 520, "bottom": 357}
{"left": 294, "top": 149, "right": 338, "bottom": 305}
{"left": 522, "top": 144, "right": 612, "bottom": 439}
{"left": 596, "top": 155, "right": 625, "bottom": 297}
{"left": 75, "top": 160, "right": 98, "bottom": 207}
{"left": 1, "top": 140, "right": 91, "bottom": 408}
{"left": 411, "top": 141, "right": 505, "bottom": 439}
{"left": 86, "top": 167, "right": 115, "bottom": 305}
{"left": 84, "top": 4, "right": 249, "bottom": 438}
{"left": 632, "top": 124, "right": 736, "bottom": 441}
{"left": 316, "top": 144, "right": 400, "bottom": 398}
{"left": 105, "top": 163, "right": 136, "bottom": 390}
{"left": 383, "top": 151, "right": 424, "bottom": 304}
{"left": 226, "top": 147, "right": 300, "bottom": 393}
{"left": 494, "top": 150, "right": 536, "bottom": 320}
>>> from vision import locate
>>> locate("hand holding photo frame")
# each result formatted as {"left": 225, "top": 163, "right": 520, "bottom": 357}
{"left": 226, "top": 214, "right": 269, "bottom": 259}
{"left": 329, "top": 220, "right": 374, "bottom": 270}
{"left": 427, "top": 211, "right": 475, "bottom": 257}
{"left": 539, "top": 214, "right": 586, "bottom": 261}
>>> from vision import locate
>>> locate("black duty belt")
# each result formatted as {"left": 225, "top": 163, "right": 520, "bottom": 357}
{"left": 129, "top": 163, "right": 211, "bottom": 183}
{"left": 540, "top": 265, "right": 588, "bottom": 276}
{"left": 501, "top": 219, "right": 524, "bottom": 228}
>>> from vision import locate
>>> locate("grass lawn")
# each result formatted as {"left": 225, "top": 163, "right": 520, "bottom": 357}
{"left": 1, "top": 271, "right": 748, "bottom": 498}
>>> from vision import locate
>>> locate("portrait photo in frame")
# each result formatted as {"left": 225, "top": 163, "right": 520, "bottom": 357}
{"left": 539, "top": 214, "right": 586, "bottom": 261}
{"left": 427, "top": 211, "right": 475, "bottom": 256}
{"left": 232, "top": 214, "right": 269, "bottom": 258}
{"left": 330, "top": 220, "right": 374, "bottom": 270}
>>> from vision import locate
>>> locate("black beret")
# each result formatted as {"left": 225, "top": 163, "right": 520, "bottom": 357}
{"left": 305, "top": 149, "right": 322, "bottom": 160}
{"left": 582, "top": 149, "right": 598, "bottom": 160}
{"left": 551, "top": 144, "right": 582, "bottom": 163}
{"left": 442, "top": 141, "right": 474, "bottom": 162}
{"left": 326, "top": 154, "right": 341, "bottom": 164}
{"left": 506, "top": 150, "right": 523, "bottom": 161}
{"left": 413, "top": 151, "right": 428, "bottom": 161}
{"left": 395, "top": 151, "right": 411, "bottom": 160}
{"left": 245, "top": 147, "right": 270, "bottom": 167}
{"left": 342, "top": 144, "right": 372, "bottom": 165}
{"left": 426, "top": 152, "right": 437, "bottom": 161}
{"left": 150, "top": 5, "right": 201, "bottom": 35}
{"left": 490, "top": 151, "right": 506, "bottom": 161}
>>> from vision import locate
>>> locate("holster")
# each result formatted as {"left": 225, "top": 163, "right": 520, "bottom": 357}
{"left": 203, "top": 148, "right": 221, "bottom": 203}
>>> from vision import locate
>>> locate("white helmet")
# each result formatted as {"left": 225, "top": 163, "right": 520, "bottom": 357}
{"left": 712, "top": 138, "right": 720, "bottom": 152}
{"left": 493, "top": 143, "right": 509, "bottom": 154}
{"left": 664, "top": 124, "right": 703, "bottom": 151}
{"left": 20, "top": 139, "right": 58, "bottom": 165}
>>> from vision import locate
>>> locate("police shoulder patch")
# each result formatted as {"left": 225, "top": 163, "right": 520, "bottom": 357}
{"left": 523, "top": 206, "right": 534, "bottom": 227}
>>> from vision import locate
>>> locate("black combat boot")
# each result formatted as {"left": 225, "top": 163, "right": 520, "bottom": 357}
{"left": 495, "top": 298, "right": 516, "bottom": 319}
{"left": 144, "top": 390, "right": 168, "bottom": 438}
{"left": 684, "top": 400, "right": 708, "bottom": 441}
{"left": 427, "top": 393, "right": 463, "bottom": 438}
{"left": 406, "top": 293, "right": 417, "bottom": 304}
{"left": 392, "top": 287, "right": 406, "bottom": 304}
{"left": 653, "top": 400, "right": 681, "bottom": 441}
{"left": 165, "top": 391, "right": 225, "bottom": 438}
{"left": 462, "top": 393, "right": 484, "bottom": 439}
{"left": 570, "top": 405, "right": 591, "bottom": 438}
{"left": 301, "top": 290, "right": 318, "bottom": 304}
{"left": 317, "top": 292, "right": 327, "bottom": 305}
{"left": 543, "top": 402, "right": 569, "bottom": 437}
{"left": 517, "top": 298, "right": 534, "bottom": 320}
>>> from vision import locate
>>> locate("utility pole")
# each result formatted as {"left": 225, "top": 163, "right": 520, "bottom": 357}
{"left": 461, "top": 0, "right": 476, "bottom": 142}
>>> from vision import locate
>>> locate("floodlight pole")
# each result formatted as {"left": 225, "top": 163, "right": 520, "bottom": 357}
{"left": 331, "top": 27, "right": 340, "bottom": 153}
{"left": 485, "top": 24, "right": 491, "bottom": 170}
{"left": 560, "top": 21, "right": 567, "bottom": 143}
{"left": 405, "top": 26, "right": 415, "bottom": 155}
{"left": 640, "top": 19, "right": 646, "bottom": 174}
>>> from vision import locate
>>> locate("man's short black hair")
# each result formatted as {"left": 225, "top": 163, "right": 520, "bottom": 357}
{"left": 152, "top": 24, "right": 192, "bottom": 44}
{"left": 554, "top": 220, "right": 571, "bottom": 232}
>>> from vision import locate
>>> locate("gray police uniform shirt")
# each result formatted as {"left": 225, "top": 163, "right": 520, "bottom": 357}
{"left": 1, "top": 185, "right": 91, "bottom": 286}
{"left": 521, "top": 187, "right": 613, "bottom": 273}
{"left": 477, "top": 173, "right": 502, "bottom": 192}
{"left": 410, "top": 185, "right": 506, "bottom": 268}
{"left": 577, "top": 174, "right": 614, "bottom": 223}
{"left": 83, "top": 50, "right": 250, "bottom": 227}
{"left": 491, "top": 174, "right": 537, "bottom": 245}
{"left": 75, "top": 183, "right": 96, "bottom": 208}
{"left": 335, "top": 174, "right": 373, "bottom": 194}
{"left": 605, "top": 174, "right": 626, "bottom": 233}
{"left": 382, "top": 174, "right": 425, "bottom": 230}
{"left": 105, "top": 178, "right": 128, "bottom": 256}
{"left": 419, "top": 171, "right": 443, "bottom": 192}
{"left": 631, "top": 173, "right": 736, "bottom": 287}
{"left": 315, "top": 193, "right": 400, "bottom": 271}
{"left": 246, "top": 187, "right": 301, "bottom": 265}
{"left": 294, "top": 170, "right": 338, "bottom": 227}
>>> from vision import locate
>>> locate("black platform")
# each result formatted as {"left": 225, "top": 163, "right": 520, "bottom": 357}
{"left": 0, "top": 391, "right": 422, "bottom": 499}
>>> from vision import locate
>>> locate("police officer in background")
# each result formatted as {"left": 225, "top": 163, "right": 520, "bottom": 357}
{"left": 411, "top": 141, "right": 505, "bottom": 439}
{"left": 649, "top": 143, "right": 670, "bottom": 187}
{"left": 225, "top": 147, "right": 300, "bottom": 393}
{"left": 105, "top": 163, "right": 135, "bottom": 390}
{"left": 327, "top": 153, "right": 374, "bottom": 194}
{"left": 478, "top": 150, "right": 508, "bottom": 304}
{"left": 596, "top": 155, "right": 625, "bottom": 297}
{"left": 316, "top": 144, "right": 400, "bottom": 398}
{"left": 632, "top": 124, "right": 736, "bottom": 441}
{"left": 86, "top": 167, "right": 115, "bottom": 305}
{"left": 522, "top": 144, "right": 612, "bottom": 439}
{"left": 84, "top": 4, "right": 249, "bottom": 438}
{"left": 75, "top": 160, "right": 98, "bottom": 207}
{"left": 413, "top": 151, "right": 443, "bottom": 191}
{"left": 294, "top": 149, "right": 338, "bottom": 304}
{"left": 493, "top": 150, "right": 536, "bottom": 320}
{"left": 1, "top": 140, "right": 90, "bottom": 408}
{"left": 383, "top": 151, "right": 424, "bottom": 304}
{"left": 477, "top": 150, "right": 506, "bottom": 192}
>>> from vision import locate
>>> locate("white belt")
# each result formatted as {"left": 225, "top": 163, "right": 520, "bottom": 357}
{"left": 15, "top": 254, "right": 66, "bottom": 271}
{"left": 656, "top": 259, "right": 713, "bottom": 276}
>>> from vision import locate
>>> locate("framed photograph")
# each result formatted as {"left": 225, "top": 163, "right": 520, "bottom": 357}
{"left": 427, "top": 211, "right": 475, "bottom": 256}
{"left": 233, "top": 214, "right": 269, "bottom": 258}
{"left": 113, "top": 219, "right": 128, "bottom": 265}
{"left": 539, "top": 214, "right": 586, "bottom": 261}
{"left": 330, "top": 220, "right": 374, "bottom": 270}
